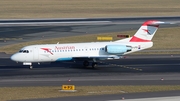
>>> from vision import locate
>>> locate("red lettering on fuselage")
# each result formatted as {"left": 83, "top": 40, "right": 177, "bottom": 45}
{"left": 55, "top": 46, "right": 75, "bottom": 50}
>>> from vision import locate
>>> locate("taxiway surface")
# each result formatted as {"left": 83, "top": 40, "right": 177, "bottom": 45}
{"left": 0, "top": 54, "right": 180, "bottom": 87}
{"left": 14, "top": 91, "right": 180, "bottom": 101}
{"left": 1, "top": 54, "right": 180, "bottom": 101}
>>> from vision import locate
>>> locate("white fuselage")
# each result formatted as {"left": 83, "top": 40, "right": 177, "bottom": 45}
{"left": 11, "top": 41, "right": 153, "bottom": 63}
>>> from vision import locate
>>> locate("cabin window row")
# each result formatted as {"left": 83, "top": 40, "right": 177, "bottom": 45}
{"left": 44, "top": 48, "right": 104, "bottom": 53}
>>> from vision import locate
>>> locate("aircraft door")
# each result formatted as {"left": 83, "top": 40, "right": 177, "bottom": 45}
{"left": 33, "top": 47, "right": 39, "bottom": 60}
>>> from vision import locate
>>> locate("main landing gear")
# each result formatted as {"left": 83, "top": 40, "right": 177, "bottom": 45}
{"left": 83, "top": 60, "right": 97, "bottom": 68}
{"left": 83, "top": 60, "right": 89, "bottom": 67}
{"left": 92, "top": 62, "right": 97, "bottom": 68}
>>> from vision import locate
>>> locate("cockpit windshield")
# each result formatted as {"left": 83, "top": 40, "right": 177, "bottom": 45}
{"left": 19, "top": 50, "right": 29, "bottom": 53}
{"left": 19, "top": 50, "right": 23, "bottom": 52}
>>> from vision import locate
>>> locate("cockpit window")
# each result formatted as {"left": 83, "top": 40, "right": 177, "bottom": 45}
{"left": 19, "top": 50, "right": 29, "bottom": 53}
{"left": 19, "top": 50, "right": 23, "bottom": 53}
{"left": 23, "top": 50, "right": 27, "bottom": 53}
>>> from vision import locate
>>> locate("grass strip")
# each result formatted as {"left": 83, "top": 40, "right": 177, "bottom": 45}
{"left": 0, "top": 0, "right": 180, "bottom": 19}
{"left": 0, "top": 27, "right": 180, "bottom": 54}
{"left": 1, "top": 85, "right": 180, "bottom": 101}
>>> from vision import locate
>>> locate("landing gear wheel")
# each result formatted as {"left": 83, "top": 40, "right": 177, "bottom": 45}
{"left": 29, "top": 65, "right": 33, "bottom": 69}
{"left": 92, "top": 62, "right": 97, "bottom": 68}
{"left": 83, "top": 60, "right": 89, "bottom": 67}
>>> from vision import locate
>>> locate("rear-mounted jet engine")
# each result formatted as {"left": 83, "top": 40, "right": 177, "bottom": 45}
{"left": 105, "top": 45, "right": 132, "bottom": 54}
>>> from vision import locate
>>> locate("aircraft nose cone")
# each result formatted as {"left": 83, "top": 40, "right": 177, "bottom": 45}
{"left": 10, "top": 54, "right": 18, "bottom": 62}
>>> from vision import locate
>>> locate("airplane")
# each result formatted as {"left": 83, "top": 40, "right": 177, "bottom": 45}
{"left": 10, "top": 20, "right": 167, "bottom": 69}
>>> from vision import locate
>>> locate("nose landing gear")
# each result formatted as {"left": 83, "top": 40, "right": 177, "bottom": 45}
{"left": 23, "top": 62, "right": 33, "bottom": 69}
{"left": 29, "top": 65, "right": 33, "bottom": 69}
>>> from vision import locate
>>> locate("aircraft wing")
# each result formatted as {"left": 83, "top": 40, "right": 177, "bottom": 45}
{"left": 72, "top": 55, "right": 122, "bottom": 61}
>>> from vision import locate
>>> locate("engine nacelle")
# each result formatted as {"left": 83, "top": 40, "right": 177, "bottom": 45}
{"left": 105, "top": 45, "right": 132, "bottom": 54}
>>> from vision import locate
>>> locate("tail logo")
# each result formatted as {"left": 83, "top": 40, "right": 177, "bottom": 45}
{"left": 142, "top": 29, "right": 152, "bottom": 35}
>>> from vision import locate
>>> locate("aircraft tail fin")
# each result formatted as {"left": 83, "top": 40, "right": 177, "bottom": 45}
{"left": 115, "top": 20, "right": 167, "bottom": 42}
{"left": 129, "top": 20, "right": 165, "bottom": 42}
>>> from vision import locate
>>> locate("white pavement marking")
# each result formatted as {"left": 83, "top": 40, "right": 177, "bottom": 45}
{"left": 109, "top": 96, "right": 180, "bottom": 101}
{"left": 0, "top": 21, "right": 111, "bottom": 25}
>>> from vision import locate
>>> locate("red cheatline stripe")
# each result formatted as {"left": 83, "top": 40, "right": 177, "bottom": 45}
{"left": 129, "top": 36, "right": 151, "bottom": 42}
